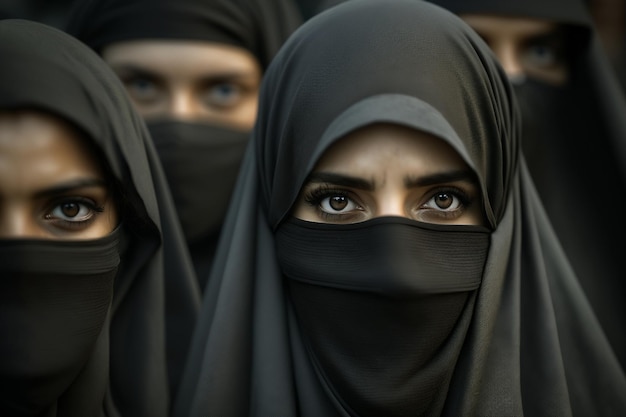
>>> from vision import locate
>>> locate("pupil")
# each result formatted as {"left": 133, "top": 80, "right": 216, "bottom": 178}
{"left": 218, "top": 84, "right": 233, "bottom": 95}
{"left": 62, "top": 203, "right": 80, "bottom": 217}
{"left": 132, "top": 80, "right": 150, "bottom": 93}
{"left": 435, "top": 193, "right": 453, "bottom": 209}
{"left": 329, "top": 196, "right": 348, "bottom": 211}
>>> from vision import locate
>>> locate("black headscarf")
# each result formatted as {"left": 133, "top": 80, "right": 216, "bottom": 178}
{"left": 175, "top": 1, "right": 626, "bottom": 416}
{"left": 65, "top": 0, "right": 302, "bottom": 69}
{"left": 428, "top": 0, "right": 626, "bottom": 373}
{"left": 0, "top": 19, "right": 199, "bottom": 416}
{"left": 66, "top": 0, "right": 303, "bottom": 286}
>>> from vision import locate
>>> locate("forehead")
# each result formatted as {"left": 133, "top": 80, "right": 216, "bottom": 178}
{"left": 314, "top": 123, "right": 468, "bottom": 174}
{"left": 0, "top": 111, "right": 104, "bottom": 186}
{"left": 102, "top": 40, "right": 262, "bottom": 77}
{"left": 461, "top": 14, "right": 561, "bottom": 39}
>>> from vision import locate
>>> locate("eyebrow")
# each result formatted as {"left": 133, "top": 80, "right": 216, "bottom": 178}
{"left": 34, "top": 179, "right": 108, "bottom": 198}
{"left": 110, "top": 64, "right": 166, "bottom": 82}
{"left": 404, "top": 170, "right": 478, "bottom": 188}
{"left": 306, "top": 170, "right": 477, "bottom": 190}
{"left": 111, "top": 64, "right": 257, "bottom": 83}
{"left": 306, "top": 172, "right": 375, "bottom": 191}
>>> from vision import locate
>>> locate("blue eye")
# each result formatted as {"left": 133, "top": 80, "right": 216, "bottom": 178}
{"left": 131, "top": 78, "right": 153, "bottom": 90}
{"left": 203, "top": 83, "right": 242, "bottom": 108}
{"left": 527, "top": 44, "right": 558, "bottom": 67}
{"left": 124, "top": 77, "right": 162, "bottom": 103}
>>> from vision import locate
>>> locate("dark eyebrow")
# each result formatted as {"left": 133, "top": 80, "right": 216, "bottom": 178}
{"left": 201, "top": 72, "right": 259, "bottom": 82}
{"left": 109, "top": 64, "right": 166, "bottom": 81}
{"left": 34, "top": 179, "right": 108, "bottom": 198}
{"left": 404, "top": 170, "right": 478, "bottom": 188}
{"left": 307, "top": 172, "right": 375, "bottom": 191}
{"left": 111, "top": 64, "right": 256, "bottom": 83}
{"left": 530, "top": 25, "right": 567, "bottom": 40}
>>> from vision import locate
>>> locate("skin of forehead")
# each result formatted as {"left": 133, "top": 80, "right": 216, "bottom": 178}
{"left": 102, "top": 40, "right": 262, "bottom": 80}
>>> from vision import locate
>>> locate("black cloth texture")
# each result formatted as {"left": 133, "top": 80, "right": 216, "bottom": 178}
{"left": 276, "top": 217, "right": 490, "bottom": 416}
{"left": 65, "top": 0, "right": 303, "bottom": 287}
{"left": 148, "top": 121, "right": 249, "bottom": 288}
{"left": 0, "top": 233, "right": 120, "bottom": 417}
{"left": 0, "top": 19, "right": 200, "bottom": 416}
{"left": 65, "top": 0, "right": 303, "bottom": 69}
{"left": 174, "top": 1, "right": 626, "bottom": 416}
{"left": 429, "top": 0, "right": 626, "bottom": 373}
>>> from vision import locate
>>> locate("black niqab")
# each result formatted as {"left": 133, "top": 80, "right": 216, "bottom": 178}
{"left": 65, "top": 0, "right": 302, "bottom": 68}
{"left": 0, "top": 233, "right": 120, "bottom": 416}
{"left": 175, "top": 1, "right": 626, "bottom": 416}
{"left": 0, "top": 19, "right": 199, "bottom": 416}
{"left": 430, "top": 0, "right": 626, "bottom": 372}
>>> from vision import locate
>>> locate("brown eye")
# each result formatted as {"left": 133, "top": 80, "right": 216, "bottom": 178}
{"left": 434, "top": 193, "right": 454, "bottom": 209}
{"left": 61, "top": 202, "right": 80, "bottom": 217}
{"left": 318, "top": 193, "right": 359, "bottom": 214}
{"left": 329, "top": 196, "right": 348, "bottom": 211}
{"left": 46, "top": 199, "right": 101, "bottom": 223}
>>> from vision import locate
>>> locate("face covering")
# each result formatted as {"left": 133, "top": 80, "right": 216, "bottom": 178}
{"left": 148, "top": 120, "right": 249, "bottom": 243}
{"left": 512, "top": 77, "right": 592, "bottom": 215}
{"left": 512, "top": 78, "right": 573, "bottom": 174}
{"left": 0, "top": 230, "right": 120, "bottom": 415}
{"left": 276, "top": 217, "right": 490, "bottom": 417}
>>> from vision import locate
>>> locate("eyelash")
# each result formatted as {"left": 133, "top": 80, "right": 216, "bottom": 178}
{"left": 421, "top": 186, "right": 472, "bottom": 219}
{"left": 44, "top": 197, "right": 105, "bottom": 230}
{"left": 303, "top": 185, "right": 473, "bottom": 220}
{"left": 304, "top": 186, "right": 358, "bottom": 220}
{"left": 120, "top": 73, "right": 250, "bottom": 99}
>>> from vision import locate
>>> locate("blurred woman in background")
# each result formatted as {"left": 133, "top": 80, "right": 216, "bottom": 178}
{"left": 66, "top": 0, "right": 302, "bottom": 288}
{"left": 427, "top": 0, "right": 626, "bottom": 368}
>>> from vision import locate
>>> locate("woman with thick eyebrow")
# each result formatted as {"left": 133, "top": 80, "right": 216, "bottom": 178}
{"left": 425, "top": 0, "right": 626, "bottom": 369}
{"left": 175, "top": 1, "right": 626, "bottom": 416}
{"left": 65, "top": 0, "right": 303, "bottom": 289}
{"left": 0, "top": 19, "right": 198, "bottom": 416}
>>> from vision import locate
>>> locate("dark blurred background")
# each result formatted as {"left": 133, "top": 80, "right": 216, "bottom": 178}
{"left": 0, "top": 0, "right": 73, "bottom": 27}
{"left": 1, "top": 0, "right": 625, "bottom": 92}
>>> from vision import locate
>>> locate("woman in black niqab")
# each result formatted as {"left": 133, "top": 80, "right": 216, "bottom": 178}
{"left": 0, "top": 19, "right": 198, "bottom": 416}
{"left": 428, "top": 0, "right": 626, "bottom": 370}
{"left": 175, "top": 1, "right": 626, "bottom": 416}
{"left": 65, "top": 0, "right": 303, "bottom": 288}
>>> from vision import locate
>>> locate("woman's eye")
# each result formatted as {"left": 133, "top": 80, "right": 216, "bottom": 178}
{"left": 423, "top": 192, "right": 463, "bottom": 212}
{"left": 525, "top": 43, "right": 563, "bottom": 69}
{"left": 125, "top": 77, "right": 162, "bottom": 102}
{"left": 203, "top": 83, "right": 243, "bottom": 109}
{"left": 47, "top": 200, "right": 98, "bottom": 223}
{"left": 319, "top": 195, "right": 359, "bottom": 214}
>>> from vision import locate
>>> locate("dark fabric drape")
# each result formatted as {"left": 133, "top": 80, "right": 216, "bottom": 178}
{"left": 175, "top": 1, "right": 626, "bottom": 416}
{"left": 429, "top": 0, "right": 626, "bottom": 372}
{"left": 0, "top": 19, "right": 199, "bottom": 416}
{"left": 0, "top": 233, "right": 120, "bottom": 417}
{"left": 65, "top": 0, "right": 303, "bottom": 286}
{"left": 65, "top": 0, "right": 302, "bottom": 68}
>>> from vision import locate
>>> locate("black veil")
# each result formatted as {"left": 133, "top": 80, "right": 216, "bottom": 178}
{"left": 175, "top": 1, "right": 626, "bottom": 415}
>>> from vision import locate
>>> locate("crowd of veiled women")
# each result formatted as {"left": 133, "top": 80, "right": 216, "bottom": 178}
{"left": 0, "top": 0, "right": 625, "bottom": 416}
